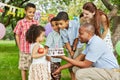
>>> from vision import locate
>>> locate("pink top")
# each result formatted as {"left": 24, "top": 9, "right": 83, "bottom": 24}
{"left": 14, "top": 18, "right": 39, "bottom": 53}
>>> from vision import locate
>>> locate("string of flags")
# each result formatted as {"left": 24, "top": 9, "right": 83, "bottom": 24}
{"left": 0, "top": 2, "right": 24, "bottom": 18}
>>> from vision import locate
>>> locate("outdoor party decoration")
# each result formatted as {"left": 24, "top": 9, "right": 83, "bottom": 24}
{"left": 7, "top": 6, "right": 16, "bottom": 17}
{"left": 0, "top": 2, "right": 24, "bottom": 18}
{"left": 34, "top": 11, "right": 41, "bottom": 21}
{"left": 0, "top": 2, "right": 6, "bottom": 8}
{"left": 115, "top": 41, "right": 120, "bottom": 56}
{"left": 0, "top": 2, "right": 6, "bottom": 13}
{"left": 0, "top": 23, "right": 6, "bottom": 39}
{"left": 0, "top": 8, "right": 4, "bottom": 12}
{"left": 17, "top": 8, "right": 24, "bottom": 18}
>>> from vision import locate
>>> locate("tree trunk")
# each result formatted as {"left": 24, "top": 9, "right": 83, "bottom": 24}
{"left": 112, "top": 16, "right": 120, "bottom": 47}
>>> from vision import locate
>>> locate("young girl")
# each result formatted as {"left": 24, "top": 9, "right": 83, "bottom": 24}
{"left": 26, "top": 24, "right": 51, "bottom": 80}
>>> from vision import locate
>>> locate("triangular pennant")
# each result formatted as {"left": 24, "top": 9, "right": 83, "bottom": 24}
{"left": 0, "top": 2, "right": 6, "bottom": 7}
{"left": 7, "top": 6, "right": 16, "bottom": 17}
{"left": 17, "top": 8, "right": 24, "bottom": 18}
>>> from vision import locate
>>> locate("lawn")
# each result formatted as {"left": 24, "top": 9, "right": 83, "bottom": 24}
{"left": 0, "top": 40, "right": 70, "bottom": 80}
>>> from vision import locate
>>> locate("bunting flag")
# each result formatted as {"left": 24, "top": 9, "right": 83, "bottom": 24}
{"left": 0, "top": 2, "right": 6, "bottom": 12}
{"left": 0, "top": 2, "right": 24, "bottom": 18}
{"left": 17, "top": 8, "right": 24, "bottom": 18}
{"left": 7, "top": 6, "right": 16, "bottom": 17}
{"left": 0, "top": 2, "right": 57, "bottom": 21}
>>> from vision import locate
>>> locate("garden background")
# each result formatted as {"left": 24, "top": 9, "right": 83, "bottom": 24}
{"left": 0, "top": 0, "right": 120, "bottom": 80}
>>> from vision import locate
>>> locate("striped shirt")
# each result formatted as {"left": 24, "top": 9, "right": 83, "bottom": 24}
{"left": 14, "top": 18, "right": 38, "bottom": 53}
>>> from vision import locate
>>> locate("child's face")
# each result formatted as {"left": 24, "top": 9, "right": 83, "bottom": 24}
{"left": 51, "top": 21, "right": 59, "bottom": 32}
{"left": 57, "top": 20, "right": 68, "bottom": 30}
{"left": 25, "top": 7, "right": 36, "bottom": 20}
{"left": 38, "top": 31, "right": 45, "bottom": 42}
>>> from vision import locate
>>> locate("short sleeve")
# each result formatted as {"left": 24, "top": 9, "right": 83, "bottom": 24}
{"left": 60, "top": 30, "right": 69, "bottom": 43}
{"left": 85, "top": 43, "right": 104, "bottom": 62}
{"left": 75, "top": 21, "right": 80, "bottom": 38}
{"left": 13, "top": 21, "right": 22, "bottom": 35}
{"left": 45, "top": 33, "right": 54, "bottom": 47}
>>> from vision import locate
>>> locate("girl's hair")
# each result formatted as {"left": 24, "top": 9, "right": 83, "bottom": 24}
{"left": 83, "top": 2, "right": 109, "bottom": 37}
{"left": 25, "top": 3, "right": 36, "bottom": 11}
{"left": 79, "top": 13, "right": 84, "bottom": 18}
{"left": 26, "top": 24, "right": 45, "bottom": 43}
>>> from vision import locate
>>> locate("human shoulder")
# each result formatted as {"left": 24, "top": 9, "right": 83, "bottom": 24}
{"left": 69, "top": 20, "right": 78, "bottom": 24}
{"left": 100, "top": 14, "right": 107, "bottom": 22}
{"left": 47, "top": 31, "right": 54, "bottom": 36}
{"left": 31, "top": 43, "right": 39, "bottom": 50}
{"left": 17, "top": 18, "right": 25, "bottom": 24}
{"left": 89, "top": 35, "right": 102, "bottom": 45}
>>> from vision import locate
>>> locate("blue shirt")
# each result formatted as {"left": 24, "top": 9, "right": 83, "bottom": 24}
{"left": 45, "top": 30, "right": 63, "bottom": 62}
{"left": 83, "top": 35, "right": 119, "bottom": 69}
{"left": 60, "top": 20, "right": 83, "bottom": 48}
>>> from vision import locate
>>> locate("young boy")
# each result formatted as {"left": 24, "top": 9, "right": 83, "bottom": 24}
{"left": 45, "top": 17, "right": 63, "bottom": 80}
{"left": 13, "top": 3, "right": 38, "bottom": 80}
{"left": 56, "top": 11, "right": 84, "bottom": 80}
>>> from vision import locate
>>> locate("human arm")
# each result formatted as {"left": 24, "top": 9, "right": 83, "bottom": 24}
{"left": 44, "top": 46, "right": 51, "bottom": 61}
{"left": 14, "top": 21, "right": 21, "bottom": 50}
{"left": 52, "top": 62, "right": 73, "bottom": 76}
{"left": 53, "top": 53, "right": 89, "bottom": 76}
{"left": 32, "top": 44, "right": 46, "bottom": 58}
{"left": 60, "top": 30, "right": 74, "bottom": 57}
{"left": 72, "top": 38, "right": 79, "bottom": 52}
{"left": 65, "top": 42, "right": 74, "bottom": 57}
{"left": 15, "top": 34, "right": 20, "bottom": 50}
{"left": 60, "top": 53, "right": 92, "bottom": 68}
{"left": 101, "top": 15, "right": 109, "bottom": 39}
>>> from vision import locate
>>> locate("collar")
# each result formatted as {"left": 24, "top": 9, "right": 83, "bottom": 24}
{"left": 69, "top": 20, "right": 72, "bottom": 28}
{"left": 53, "top": 30, "right": 59, "bottom": 35}
{"left": 23, "top": 18, "right": 34, "bottom": 22}
{"left": 87, "top": 35, "right": 96, "bottom": 45}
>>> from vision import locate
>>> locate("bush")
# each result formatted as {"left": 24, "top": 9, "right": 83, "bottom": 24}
{"left": 3, "top": 26, "right": 14, "bottom": 40}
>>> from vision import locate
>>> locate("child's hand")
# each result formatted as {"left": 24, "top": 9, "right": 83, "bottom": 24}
{"left": 70, "top": 51, "right": 74, "bottom": 58}
{"left": 46, "top": 56, "right": 51, "bottom": 61}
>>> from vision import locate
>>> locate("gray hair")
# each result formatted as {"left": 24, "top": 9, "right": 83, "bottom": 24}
{"left": 80, "top": 23, "right": 95, "bottom": 35}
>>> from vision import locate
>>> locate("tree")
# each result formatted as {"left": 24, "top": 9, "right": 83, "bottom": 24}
{"left": 0, "top": 0, "right": 29, "bottom": 40}
{"left": 101, "top": 0, "right": 120, "bottom": 46}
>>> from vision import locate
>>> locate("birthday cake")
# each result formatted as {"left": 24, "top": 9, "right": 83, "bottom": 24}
{"left": 48, "top": 48, "right": 65, "bottom": 56}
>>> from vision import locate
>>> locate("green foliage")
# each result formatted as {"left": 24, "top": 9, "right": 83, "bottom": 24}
{"left": 0, "top": 40, "right": 70, "bottom": 80}
{"left": 1, "top": 0, "right": 120, "bottom": 40}
{"left": 3, "top": 25, "right": 14, "bottom": 40}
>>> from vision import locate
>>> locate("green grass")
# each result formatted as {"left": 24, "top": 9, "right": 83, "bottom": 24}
{"left": 0, "top": 40, "right": 70, "bottom": 80}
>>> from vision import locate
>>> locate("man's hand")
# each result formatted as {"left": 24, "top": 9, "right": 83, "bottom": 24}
{"left": 52, "top": 67, "right": 61, "bottom": 77}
